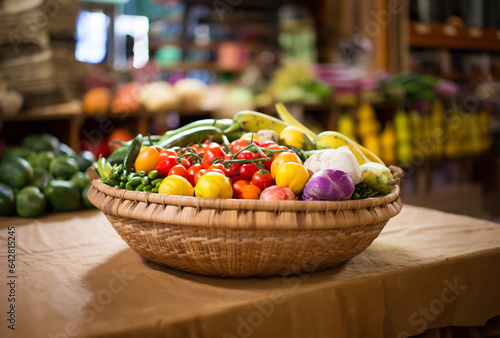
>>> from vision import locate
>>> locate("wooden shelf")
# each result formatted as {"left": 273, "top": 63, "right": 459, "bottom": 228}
{"left": 409, "top": 21, "right": 500, "bottom": 51}
{"left": 156, "top": 62, "right": 246, "bottom": 73}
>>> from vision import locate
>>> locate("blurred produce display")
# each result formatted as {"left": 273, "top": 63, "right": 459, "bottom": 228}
{"left": 263, "top": 61, "right": 331, "bottom": 105}
{"left": 0, "top": 134, "right": 97, "bottom": 217}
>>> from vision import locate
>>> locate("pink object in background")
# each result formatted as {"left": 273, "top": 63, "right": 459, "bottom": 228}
{"left": 217, "top": 42, "right": 249, "bottom": 71}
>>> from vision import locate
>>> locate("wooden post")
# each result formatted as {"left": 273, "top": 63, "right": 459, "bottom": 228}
{"left": 69, "top": 116, "right": 85, "bottom": 152}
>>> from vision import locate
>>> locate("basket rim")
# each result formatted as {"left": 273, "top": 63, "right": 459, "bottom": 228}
{"left": 87, "top": 166, "right": 402, "bottom": 213}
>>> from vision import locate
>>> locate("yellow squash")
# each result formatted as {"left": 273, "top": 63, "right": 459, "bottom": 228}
{"left": 279, "top": 125, "right": 314, "bottom": 150}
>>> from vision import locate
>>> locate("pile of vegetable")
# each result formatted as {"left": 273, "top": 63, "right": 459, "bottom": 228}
{"left": 97, "top": 103, "right": 400, "bottom": 202}
{"left": 0, "top": 134, "right": 96, "bottom": 218}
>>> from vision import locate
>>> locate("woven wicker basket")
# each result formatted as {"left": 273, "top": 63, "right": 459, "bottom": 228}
{"left": 87, "top": 166, "right": 403, "bottom": 277}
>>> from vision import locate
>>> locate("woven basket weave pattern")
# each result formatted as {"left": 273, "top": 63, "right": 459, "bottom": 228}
{"left": 88, "top": 168, "right": 403, "bottom": 277}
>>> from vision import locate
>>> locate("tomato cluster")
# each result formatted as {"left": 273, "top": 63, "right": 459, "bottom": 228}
{"left": 134, "top": 138, "right": 303, "bottom": 199}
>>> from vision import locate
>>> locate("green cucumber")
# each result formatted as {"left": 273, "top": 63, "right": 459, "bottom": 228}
{"left": 157, "top": 126, "right": 224, "bottom": 149}
{"left": 157, "top": 119, "right": 234, "bottom": 145}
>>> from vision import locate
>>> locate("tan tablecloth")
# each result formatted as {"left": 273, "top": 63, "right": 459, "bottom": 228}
{"left": 1, "top": 205, "right": 499, "bottom": 338}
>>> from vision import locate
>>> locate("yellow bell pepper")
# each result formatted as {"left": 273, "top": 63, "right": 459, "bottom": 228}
{"left": 270, "top": 152, "right": 302, "bottom": 179}
{"left": 275, "top": 162, "right": 309, "bottom": 195}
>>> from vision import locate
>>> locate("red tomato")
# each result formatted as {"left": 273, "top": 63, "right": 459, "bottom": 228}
{"left": 196, "top": 146, "right": 206, "bottom": 155}
{"left": 155, "top": 155, "right": 179, "bottom": 176}
{"left": 225, "top": 162, "right": 241, "bottom": 177}
{"left": 202, "top": 143, "right": 225, "bottom": 169}
{"left": 239, "top": 184, "right": 261, "bottom": 199}
{"left": 262, "top": 144, "right": 288, "bottom": 169}
{"left": 168, "top": 164, "right": 189, "bottom": 180}
{"left": 207, "top": 163, "right": 227, "bottom": 176}
{"left": 237, "top": 151, "right": 255, "bottom": 160}
{"left": 252, "top": 170, "right": 274, "bottom": 191}
{"left": 222, "top": 154, "right": 241, "bottom": 177}
{"left": 261, "top": 141, "right": 278, "bottom": 148}
{"left": 254, "top": 153, "right": 273, "bottom": 170}
{"left": 157, "top": 149, "right": 177, "bottom": 164}
{"left": 239, "top": 163, "right": 259, "bottom": 181}
{"left": 230, "top": 139, "right": 261, "bottom": 154}
{"left": 193, "top": 169, "right": 207, "bottom": 185}
{"left": 232, "top": 179, "right": 249, "bottom": 198}
{"left": 230, "top": 175, "right": 242, "bottom": 184}
{"left": 187, "top": 163, "right": 203, "bottom": 185}
{"left": 178, "top": 157, "right": 191, "bottom": 169}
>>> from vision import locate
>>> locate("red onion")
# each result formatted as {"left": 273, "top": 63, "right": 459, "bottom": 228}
{"left": 302, "top": 169, "right": 354, "bottom": 201}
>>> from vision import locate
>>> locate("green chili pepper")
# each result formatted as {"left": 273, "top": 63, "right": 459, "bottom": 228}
{"left": 135, "top": 184, "right": 145, "bottom": 191}
{"left": 97, "top": 156, "right": 113, "bottom": 179}
{"left": 124, "top": 134, "right": 143, "bottom": 173}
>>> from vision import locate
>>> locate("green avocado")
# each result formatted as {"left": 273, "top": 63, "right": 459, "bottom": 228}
{"left": 22, "top": 133, "right": 59, "bottom": 152}
{"left": 16, "top": 186, "right": 46, "bottom": 218}
{"left": 54, "top": 143, "right": 78, "bottom": 158}
{"left": 0, "top": 182, "right": 16, "bottom": 216}
{"left": 43, "top": 180, "right": 81, "bottom": 212}
{"left": 33, "top": 151, "right": 55, "bottom": 170}
{"left": 29, "top": 168, "right": 53, "bottom": 190}
{"left": 49, "top": 156, "right": 79, "bottom": 180}
{"left": 71, "top": 171, "right": 90, "bottom": 190}
{"left": 0, "top": 157, "right": 34, "bottom": 189}
{"left": 2, "top": 146, "right": 36, "bottom": 160}
{"left": 76, "top": 151, "right": 96, "bottom": 172}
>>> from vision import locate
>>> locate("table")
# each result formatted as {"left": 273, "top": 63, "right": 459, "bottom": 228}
{"left": 1, "top": 205, "right": 499, "bottom": 338}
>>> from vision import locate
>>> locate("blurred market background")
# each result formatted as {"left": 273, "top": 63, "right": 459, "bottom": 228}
{"left": 0, "top": 0, "right": 499, "bottom": 220}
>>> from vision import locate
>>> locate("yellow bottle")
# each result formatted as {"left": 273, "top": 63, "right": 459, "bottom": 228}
{"left": 362, "top": 133, "right": 381, "bottom": 159}
{"left": 422, "top": 109, "right": 432, "bottom": 158}
{"left": 394, "top": 108, "right": 413, "bottom": 166}
{"left": 357, "top": 100, "right": 381, "bottom": 139}
{"left": 409, "top": 109, "right": 425, "bottom": 158}
{"left": 337, "top": 111, "right": 357, "bottom": 141}
{"left": 459, "top": 111, "right": 472, "bottom": 157}
{"left": 444, "top": 101, "right": 460, "bottom": 158}
{"left": 430, "top": 99, "right": 445, "bottom": 159}
{"left": 380, "top": 121, "right": 397, "bottom": 165}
